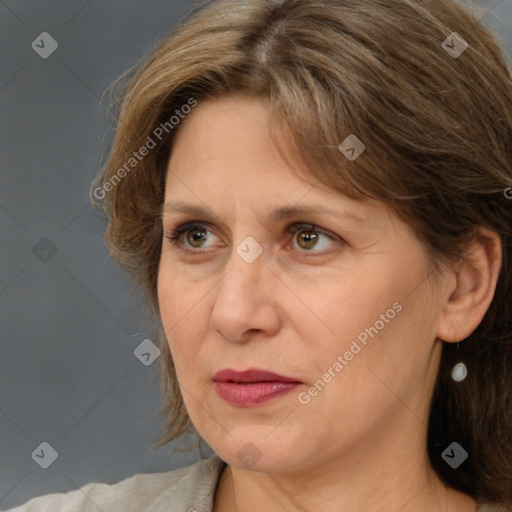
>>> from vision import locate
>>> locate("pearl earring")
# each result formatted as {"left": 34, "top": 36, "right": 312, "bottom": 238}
{"left": 451, "top": 341, "right": 467, "bottom": 382}
{"left": 451, "top": 362, "right": 467, "bottom": 382}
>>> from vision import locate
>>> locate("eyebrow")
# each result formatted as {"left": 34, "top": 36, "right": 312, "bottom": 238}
{"left": 161, "top": 200, "right": 368, "bottom": 227}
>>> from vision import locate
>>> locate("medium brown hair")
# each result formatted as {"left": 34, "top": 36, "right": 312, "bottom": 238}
{"left": 91, "top": 0, "right": 512, "bottom": 506}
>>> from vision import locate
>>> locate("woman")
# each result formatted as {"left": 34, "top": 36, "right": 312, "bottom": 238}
{"left": 8, "top": 0, "right": 512, "bottom": 510}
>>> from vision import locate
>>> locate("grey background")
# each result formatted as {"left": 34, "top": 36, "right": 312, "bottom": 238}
{"left": 0, "top": 0, "right": 511, "bottom": 509}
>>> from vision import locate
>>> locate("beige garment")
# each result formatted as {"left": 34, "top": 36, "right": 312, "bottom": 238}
{"left": 3, "top": 455, "right": 510, "bottom": 512}
{"left": 4, "top": 456, "right": 225, "bottom": 512}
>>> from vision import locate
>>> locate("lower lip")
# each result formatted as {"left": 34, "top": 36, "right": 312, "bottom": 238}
{"left": 214, "top": 381, "right": 301, "bottom": 407}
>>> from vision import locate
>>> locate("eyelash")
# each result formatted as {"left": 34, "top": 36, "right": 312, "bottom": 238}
{"left": 164, "top": 222, "right": 340, "bottom": 255}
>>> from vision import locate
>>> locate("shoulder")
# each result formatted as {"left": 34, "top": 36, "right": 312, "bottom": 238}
{"left": 4, "top": 455, "right": 226, "bottom": 512}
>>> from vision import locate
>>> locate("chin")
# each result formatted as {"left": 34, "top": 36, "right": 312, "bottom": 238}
{"left": 206, "top": 427, "right": 311, "bottom": 473}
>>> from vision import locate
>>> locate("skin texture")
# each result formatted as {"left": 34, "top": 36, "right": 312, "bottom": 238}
{"left": 157, "top": 95, "right": 502, "bottom": 512}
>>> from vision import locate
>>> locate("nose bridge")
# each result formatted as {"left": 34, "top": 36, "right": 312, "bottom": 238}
{"left": 217, "top": 241, "right": 266, "bottom": 309}
{"left": 218, "top": 209, "right": 267, "bottom": 297}
{"left": 210, "top": 238, "right": 276, "bottom": 340}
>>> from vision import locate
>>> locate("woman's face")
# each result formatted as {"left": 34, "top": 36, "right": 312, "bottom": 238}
{"left": 158, "top": 95, "right": 447, "bottom": 474}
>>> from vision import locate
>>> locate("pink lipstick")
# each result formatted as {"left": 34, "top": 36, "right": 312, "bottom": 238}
{"left": 213, "top": 368, "right": 302, "bottom": 407}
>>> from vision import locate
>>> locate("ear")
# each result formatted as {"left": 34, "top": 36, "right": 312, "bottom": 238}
{"left": 436, "top": 227, "right": 502, "bottom": 343}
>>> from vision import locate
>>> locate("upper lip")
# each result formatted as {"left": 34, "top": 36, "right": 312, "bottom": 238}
{"left": 213, "top": 368, "right": 302, "bottom": 383}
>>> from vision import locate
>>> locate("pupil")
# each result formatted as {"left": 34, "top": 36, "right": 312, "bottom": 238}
{"left": 188, "top": 229, "right": 206, "bottom": 246}
{"left": 299, "top": 231, "right": 318, "bottom": 249}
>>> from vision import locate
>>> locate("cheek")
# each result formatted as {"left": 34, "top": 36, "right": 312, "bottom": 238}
{"left": 308, "top": 275, "right": 399, "bottom": 347}
{"left": 156, "top": 272, "right": 174, "bottom": 335}
{"left": 157, "top": 264, "right": 199, "bottom": 331}
{"left": 157, "top": 270, "right": 209, "bottom": 375}
{"left": 303, "top": 260, "right": 431, "bottom": 381}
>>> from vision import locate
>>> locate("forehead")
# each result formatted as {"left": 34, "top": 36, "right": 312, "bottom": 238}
{"left": 163, "top": 95, "right": 388, "bottom": 224}
{"left": 167, "top": 95, "right": 285, "bottom": 169}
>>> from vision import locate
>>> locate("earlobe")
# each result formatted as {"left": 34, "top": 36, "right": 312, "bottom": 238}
{"left": 436, "top": 227, "right": 502, "bottom": 343}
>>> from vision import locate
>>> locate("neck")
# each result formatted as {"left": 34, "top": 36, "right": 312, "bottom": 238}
{"left": 213, "top": 421, "right": 477, "bottom": 512}
{"left": 214, "top": 462, "right": 476, "bottom": 512}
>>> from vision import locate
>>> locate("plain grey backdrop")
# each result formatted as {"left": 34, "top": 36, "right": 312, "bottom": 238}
{"left": 0, "top": 0, "right": 511, "bottom": 509}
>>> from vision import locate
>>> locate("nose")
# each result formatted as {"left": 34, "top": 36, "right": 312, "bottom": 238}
{"left": 209, "top": 248, "right": 281, "bottom": 344}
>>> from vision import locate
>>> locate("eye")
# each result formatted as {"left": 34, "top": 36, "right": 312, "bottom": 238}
{"left": 164, "top": 222, "right": 220, "bottom": 252}
{"left": 287, "top": 223, "right": 339, "bottom": 252}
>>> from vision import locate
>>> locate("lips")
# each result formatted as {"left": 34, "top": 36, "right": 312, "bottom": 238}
{"left": 213, "top": 368, "right": 301, "bottom": 384}
{"left": 213, "top": 368, "right": 302, "bottom": 407}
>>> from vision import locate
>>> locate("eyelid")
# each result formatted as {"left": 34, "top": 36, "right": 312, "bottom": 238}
{"left": 287, "top": 222, "right": 337, "bottom": 240}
